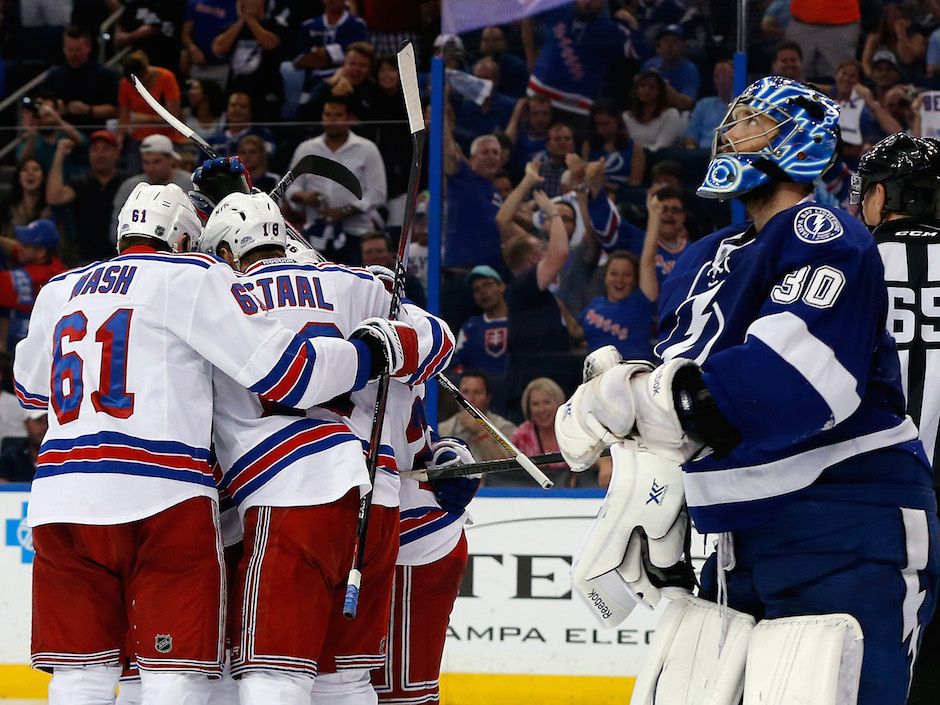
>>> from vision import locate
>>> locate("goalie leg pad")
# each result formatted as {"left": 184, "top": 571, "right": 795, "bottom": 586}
{"left": 743, "top": 613, "right": 863, "bottom": 705}
{"left": 630, "top": 594, "right": 755, "bottom": 705}
{"left": 572, "top": 442, "right": 687, "bottom": 625}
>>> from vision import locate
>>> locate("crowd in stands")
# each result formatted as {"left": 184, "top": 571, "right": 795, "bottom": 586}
{"left": 3, "top": 0, "right": 940, "bottom": 484}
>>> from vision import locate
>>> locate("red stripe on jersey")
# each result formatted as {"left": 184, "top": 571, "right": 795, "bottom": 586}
{"left": 413, "top": 333, "right": 454, "bottom": 384}
{"left": 38, "top": 445, "right": 211, "bottom": 473}
{"left": 225, "top": 423, "right": 353, "bottom": 496}
{"left": 266, "top": 344, "right": 309, "bottom": 402}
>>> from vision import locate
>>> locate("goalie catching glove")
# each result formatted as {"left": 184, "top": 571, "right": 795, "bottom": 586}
{"left": 349, "top": 317, "right": 420, "bottom": 380}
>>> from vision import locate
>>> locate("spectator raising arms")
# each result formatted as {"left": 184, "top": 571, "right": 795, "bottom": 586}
{"left": 622, "top": 70, "right": 685, "bottom": 153}
{"left": 571, "top": 250, "right": 656, "bottom": 361}
{"left": 861, "top": 3, "right": 925, "bottom": 80}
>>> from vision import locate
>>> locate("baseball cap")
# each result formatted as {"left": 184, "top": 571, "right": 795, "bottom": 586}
{"left": 872, "top": 49, "right": 899, "bottom": 69}
{"left": 659, "top": 24, "right": 684, "bottom": 40}
{"left": 89, "top": 129, "right": 118, "bottom": 146}
{"left": 14, "top": 219, "right": 59, "bottom": 249}
{"left": 466, "top": 264, "right": 502, "bottom": 284}
{"left": 433, "top": 34, "right": 464, "bottom": 53}
{"left": 140, "top": 134, "right": 181, "bottom": 160}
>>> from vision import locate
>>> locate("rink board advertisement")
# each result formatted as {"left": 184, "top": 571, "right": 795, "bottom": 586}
{"left": 0, "top": 486, "right": 708, "bottom": 703}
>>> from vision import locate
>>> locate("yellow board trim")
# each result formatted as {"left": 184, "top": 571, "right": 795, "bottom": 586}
{"left": 440, "top": 673, "right": 636, "bottom": 705}
{"left": 0, "top": 665, "right": 637, "bottom": 703}
{"left": 0, "top": 664, "right": 49, "bottom": 698}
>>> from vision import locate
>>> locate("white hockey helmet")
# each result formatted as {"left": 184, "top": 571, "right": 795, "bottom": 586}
{"left": 196, "top": 191, "right": 287, "bottom": 261}
{"left": 116, "top": 182, "right": 201, "bottom": 252}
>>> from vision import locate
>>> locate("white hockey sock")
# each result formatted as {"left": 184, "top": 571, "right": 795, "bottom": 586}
{"left": 139, "top": 671, "right": 211, "bottom": 705}
{"left": 310, "top": 669, "right": 378, "bottom": 705}
{"left": 115, "top": 679, "right": 141, "bottom": 705}
{"left": 48, "top": 664, "right": 122, "bottom": 705}
{"left": 239, "top": 670, "right": 316, "bottom": 705}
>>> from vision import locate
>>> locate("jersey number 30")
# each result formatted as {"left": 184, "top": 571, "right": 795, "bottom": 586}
{"left": 51, "top": 309, "right": 135, "bottom": 424}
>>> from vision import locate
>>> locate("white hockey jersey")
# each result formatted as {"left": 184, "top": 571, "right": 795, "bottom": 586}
{"left": 396, "top": 387, "right": 471, "bottom": 566}
{"left": 224, "top": 259, "right": 455, "bottom": 509}
{"left": 14, "top": 247, "right": 372, "bottom": 527}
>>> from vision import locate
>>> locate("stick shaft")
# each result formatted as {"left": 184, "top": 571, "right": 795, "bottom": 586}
{"left": 131, "top": 74, "right": 215, "bottom": 157}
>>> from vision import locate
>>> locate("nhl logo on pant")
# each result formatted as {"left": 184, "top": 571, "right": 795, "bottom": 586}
{"left": 154, "top": 634, "right": 173, "bottom": 653}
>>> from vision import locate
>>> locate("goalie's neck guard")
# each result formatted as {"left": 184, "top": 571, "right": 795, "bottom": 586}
{"left": 697, "top": 76, "right": 840, "bottom": 201}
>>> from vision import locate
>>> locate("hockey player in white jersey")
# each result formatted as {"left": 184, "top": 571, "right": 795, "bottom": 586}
{"left": 12, "top": 182, "right": 405, "bottom": 705}
{"left": 190, "top": 191, "right": 454, "bottom": 705}
{"left": 556, "top": 77, "right": 939, "bottom": 705}
{"left": 854, "top": 132, "right": 940, "bottom": 704}
{"left": 370, "top": 385, "right": 478, "bottom": 705}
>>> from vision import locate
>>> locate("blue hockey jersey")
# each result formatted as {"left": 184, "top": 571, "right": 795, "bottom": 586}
{"left": 657, "top": 201, "right": 933, "bottom": 532}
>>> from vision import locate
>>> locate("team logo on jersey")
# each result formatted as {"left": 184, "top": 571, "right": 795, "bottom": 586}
{"left": 154, "top": 634, "right": 173, "bottom": 653}
{"left": 484, "top": 326, "right": 508, "bottom": 358}
{"left": 793, "top": 206, "right": 843, "bottom": 244}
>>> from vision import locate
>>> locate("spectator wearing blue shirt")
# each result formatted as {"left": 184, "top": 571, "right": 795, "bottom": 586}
{"left": 582, "top": 99, "right": 644, "bottom": 187}
{"left": 683, "top": 60, "right": 734, "bottom": 150}
{"left": 522, "top": 0, "right": 639, "bottom": 130}
{"left": 291, "top": 0, "right": 369, "bottom": 105}
{"left": 506, "top": 94, "right": 553, "bottom": 176}
{"left": 207, "top": 91, "right": 275, "bottom": 156}
{"left": 454, "top": 58, "right": 517, "bottom": 152}
{"left": 451, "top": 265, "right": 510, "bottom": 377}
{"left": 572, "top": 250, "right": 656, "bottom": 361}
{"left": 641, "top": 24, "right": 700, "bottom": 110}
{"left": 477, "top": 26, "right": 530, "bottom": 98}
{"left": 181, "top": 0, "right": 237, "bottom": 88}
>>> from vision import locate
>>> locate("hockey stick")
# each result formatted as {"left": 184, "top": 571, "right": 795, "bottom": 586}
{"left": 402, "top": 448, "right": 610, "bottom": 481}
{"left": 132, "top": 74, "right": 217, "bottom": 157}
{"left": 268, "top": 154, "right": 363, "bottom": 204}
{"left": 436, "top": 375, "right": 554, "bottom": 488}
{"left": 344, "top": 41, "right": 425, "bottom": 620}
{"left": 131, "top": 74, "right": 363, "bottom": 203}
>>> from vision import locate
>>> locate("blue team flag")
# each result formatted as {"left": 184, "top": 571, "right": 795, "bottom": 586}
{"left": 441, "top": 0, "right": 572, "bottom": 35}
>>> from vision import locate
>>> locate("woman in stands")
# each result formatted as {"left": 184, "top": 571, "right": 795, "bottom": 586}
{"left": 0, "top": 158, "right": 52, "bottom": 238}
{"left": 622, "top": 71, "right": 685, "bottom": 153}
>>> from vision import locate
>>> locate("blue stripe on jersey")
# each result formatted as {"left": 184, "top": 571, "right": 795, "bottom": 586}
{"left": 408, "top": 316, "right": 444, "bottom": 385}
{"left": 400, "top": 511, "right": 463, "bottom": 546}
{"left": 227, "top": 432, "right": 357, "bottom": 505}
{"left": 39, "top": 431, "right": 212, "bottom": 459}
{"left": 250, "top": 336, "right": 306, "bottom": 398}
{"left": 14, "top": 380, "right": 49, "bottom": 408}
{"left": 279, "top": 340, "right": 318, "bottom": 408}
{"left": 223, "top": 419, "right": 343, "bottom": 481}
{"left": 349, "top": 339, "right": 370, "bottom": 391}
{"left": 113, "top": 252, "right": 216, "bottom": 269}
{"left": 400, "top": 506, "right": 439, "bottom": 520}
{"left": 47, "top": 259, "right": 105, "bottom": 285}
{"left": 34, "top": 459, "right": 217, "bottom": 486}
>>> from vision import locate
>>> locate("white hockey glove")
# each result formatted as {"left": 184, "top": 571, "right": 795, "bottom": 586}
{"left": 365, "top": 264, "right": 397, "bottom": 295}
{"left": 630, "top": 358, "right": 704, "bottom": 462}
{"left": 572, "top": 441, "right": 692, "bottom": 627}
{"left": 349, "top": 317, "right": 420, "bottom": 380}
{"left": 555, "top": 360, "right": 654, "bottom": 471}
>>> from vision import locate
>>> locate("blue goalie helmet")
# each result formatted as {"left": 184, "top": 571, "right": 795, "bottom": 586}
{"left": 697, "top": 76, "right": 840, "bottom": 200}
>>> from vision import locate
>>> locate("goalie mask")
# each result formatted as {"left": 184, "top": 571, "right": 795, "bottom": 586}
{"left": 851, "top": 133, "right": 940, "bottom": 221}
{"left": 197, "top": 191, "right": 286, "bottom": 262}
{"left": 116, "top": 183, "right": 201, "bottom": 252}
{"left": 697, "top": 76, "right": 840, "bottom": 200}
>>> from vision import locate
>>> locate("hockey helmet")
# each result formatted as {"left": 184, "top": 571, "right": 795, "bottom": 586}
{"left": 697, "top": 76, "right": 840, "bottom": 200}
{"left": 116, "top": 182, "right": 201, "bottom": 252}
{"left": 197, "top": 191, "right": 286, "bottom": 261}
{"left": 851, "top": 133, "right": 940, "bottom": 218}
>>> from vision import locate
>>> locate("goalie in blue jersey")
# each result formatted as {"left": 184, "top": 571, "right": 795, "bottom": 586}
{"left": 556, "top": 77, "right": 939, "bottom": 705}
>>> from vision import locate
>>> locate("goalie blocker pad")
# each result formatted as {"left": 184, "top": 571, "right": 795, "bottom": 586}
{"left": 572, "top": 442, "right": 688, "bottom": 627}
